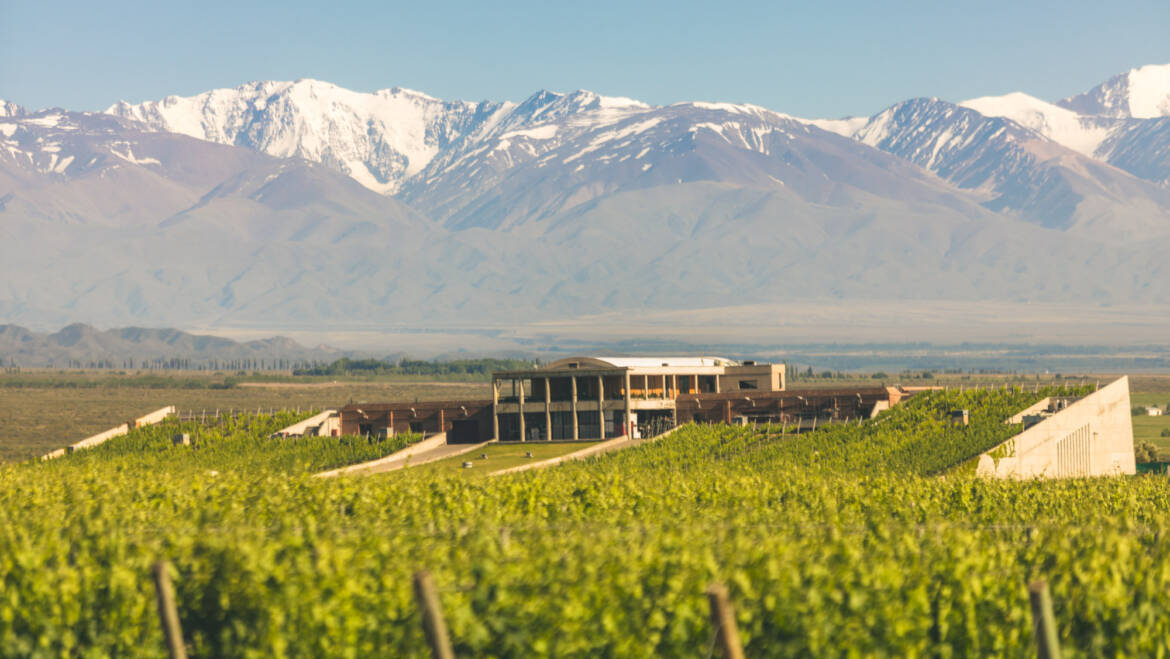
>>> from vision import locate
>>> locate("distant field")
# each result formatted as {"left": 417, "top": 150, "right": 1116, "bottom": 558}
{"left": 0, "top": 370, "right": 488, "bottom": 462}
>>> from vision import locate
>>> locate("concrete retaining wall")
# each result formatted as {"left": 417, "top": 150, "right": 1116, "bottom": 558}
{"left": 42, "top": 405, "right": 176, "bottom": 460}
{"left": 490, "top": 425, "right": 683, "bottom": 476}
{"left": 977, "top": 377, "right": 1135, "bottom": 479}
{"left": 315, "top": 433, "right": 449, "bottom": 478}
{"left": 275, "top": 410, "right": 338, "bottom": 437}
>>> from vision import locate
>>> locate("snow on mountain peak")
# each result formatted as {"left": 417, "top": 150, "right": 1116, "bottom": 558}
{"left": 106, "top": 80, "right": 508, "bottom": 194}
{"left": 105, "top": 82, "right": 660, "bottom": 194}
{"left": 1059, "top": 62, "right": 1170, "bottom": 119}
{"left": 959, "top": 91, "right": 1110, "bottom": 156}
{"left": 1124, "top": 63, "right": 1170, "bottom": 118}
{"left": 801, "top": 116, "right": 867, "bottom": 138}
{"left": 0, "top": 100, "right": 25, "bottom": 118}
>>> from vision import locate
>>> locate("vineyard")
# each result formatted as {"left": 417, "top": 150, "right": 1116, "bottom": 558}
{"left": 2, "top": 385, "right": 1168, "bottom": 656}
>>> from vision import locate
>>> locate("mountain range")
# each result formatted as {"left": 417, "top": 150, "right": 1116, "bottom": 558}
{"left": 0, "top": 323, "right": 342, "bottom": 367}
{"left": 3, "top": 63, "right": 1170, "bottom": 333}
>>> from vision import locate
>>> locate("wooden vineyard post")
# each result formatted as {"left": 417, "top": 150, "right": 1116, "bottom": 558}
{"left": 1028, "top": 580, "right": 1062, "bottom": 659}
{"left": 152, "top": 561, "right": 188, "bottom": 659}
{"left": 413, "top": 570, "right": 455, "bottom": 659}
{"left": 705, "top": 583, "right": 745, "bottom": 659}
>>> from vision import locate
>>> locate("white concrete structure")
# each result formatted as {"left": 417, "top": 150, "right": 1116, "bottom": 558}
{"left": 41, "top": 405, "right": 176, "bottom": 460}
{"left": 977, "top": 377, "right": 1136, "bottom": 479}
{"left": 274, "top": 409, "right": 340, "bottom": 437}
{"left": 1146, "top": 407, "right": 1164, "bottom": 417}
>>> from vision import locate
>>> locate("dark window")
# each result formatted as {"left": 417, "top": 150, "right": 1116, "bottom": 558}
{"left": 739, "top": 380, "right": 759, "bottom": 390}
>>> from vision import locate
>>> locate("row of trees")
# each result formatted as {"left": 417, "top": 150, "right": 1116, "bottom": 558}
{"left": 9, "top": 357, "right": 334, "bottom": 371}
{"left": 293, "top": 357, "right": 537, "bottom": 377}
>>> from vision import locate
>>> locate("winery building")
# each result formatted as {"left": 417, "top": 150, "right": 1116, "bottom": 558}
{"left": 338, "top": 355, "right": 903, "bottom": 443}
{"left": 491, "top": 356, "right": 785, "bottom": 441}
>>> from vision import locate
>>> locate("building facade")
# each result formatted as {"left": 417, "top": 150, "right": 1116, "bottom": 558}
{"left": 337, "top": 355, "right": 904, "bottom": 444}
{"left": 491, "top": 356, "right": 786, "bottom": 441}
{"left": 339, "top": 400, "right": 494, "bottom": 443}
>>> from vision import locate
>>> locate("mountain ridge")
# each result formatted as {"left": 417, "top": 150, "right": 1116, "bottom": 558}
{"left": 0, "top": 323, "right": 344, "bottom": 367}
{"left": 3, "top": 64, "right": 1170, "bottom": 332}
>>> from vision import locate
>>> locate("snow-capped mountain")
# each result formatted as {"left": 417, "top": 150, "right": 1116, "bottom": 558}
{"left": 1058, "top": 63, "right": 1170, "bottom": 118}
{"left": 402, "top": 99, "right": 986, "bottom": 231}
{"left": 109, "top": 67, "right": 1170, "bottom": 199}
{"left": 848, "top": 97, "right": 1170, "bottom": 239}
{"left": 958, "top": 92, "right": 1114, "bottom": 157}
{"left": 5, "top": 63, "right": 1170, "bottom": 331}
{"left": 951, "top": 68, "right": 1170, "bottom": 187}
{"left": 107, "top": 80, "right": 516, "bottom": 194}
{"left": 0, "top": 100, "right": 24, "bottom": 118}
{"left": 399, "top": 88, "right": 655, "bottom": 225}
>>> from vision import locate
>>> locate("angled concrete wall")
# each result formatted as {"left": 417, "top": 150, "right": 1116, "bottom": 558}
{"left": 275, "top": 410, "right": 338, "bottom": 437}
{"left": 977, "top": 377, "right": 1135, "bottom": 479}
{"left": 42, "top": 405, "right": 176, "bottom": 460}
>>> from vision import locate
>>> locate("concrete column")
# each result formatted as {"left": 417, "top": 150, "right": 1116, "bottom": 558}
{"left": 389, "top": 410, "right": 395, "bottom": 436}
{"left": 625, "top": 372, "right": 633, "bottom": 438}
{"left": 571, "top": 375, "right": 579, "bottom": 440}
{"left": 714, "top": 374, "right": 721, "bottom": 394}
{"left": 544, "top": 377, "right": 552, "bottom": 441}
{"left": 491, "top": 379, "right": 499, "bottom": 441}
{"left": 671, "top": 374, "right": 678, "bottom": 399}
{"left": 518, "top": 378, "right": 526, "bottom": 442}
{"left": 643, "top": 374, "right": 649, "bottom": 400}
{"left": 438, "top": 408, "right": 445, "bottom": 435}
{"left": 598, "top": 375, "right": 605, "bottom": 440}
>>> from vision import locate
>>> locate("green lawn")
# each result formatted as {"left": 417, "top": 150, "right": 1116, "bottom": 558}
{"left": 1129, "top": 392, "right": 1170, "bottom": 459}
{"left": 407, "top": 440, "right": 602, "bottom": 477}
{"left": 1131, "top": 392, "right": 1170, "bottom": 409}
{"left": 1133, "top": 415, "right": 1170, "bottom": 458}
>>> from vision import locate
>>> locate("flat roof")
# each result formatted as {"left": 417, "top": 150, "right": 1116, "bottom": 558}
{"left": 544, "top": 356, "right": 739, "bottom": 369}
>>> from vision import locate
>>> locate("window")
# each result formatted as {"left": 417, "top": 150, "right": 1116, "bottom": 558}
{"left": 739, "top": 380, "right": 759, "bottom": 390}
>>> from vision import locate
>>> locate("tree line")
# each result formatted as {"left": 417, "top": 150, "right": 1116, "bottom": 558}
{"left": 293, "top": 357, "right": 537, "bottom": 377}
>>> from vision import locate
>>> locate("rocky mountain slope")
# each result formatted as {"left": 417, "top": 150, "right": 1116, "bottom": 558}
{"left": 850, "top": 98, "right": 1170, "bottom": 240}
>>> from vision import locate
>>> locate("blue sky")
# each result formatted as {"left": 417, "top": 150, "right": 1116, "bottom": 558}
{"left": 2, "top": 0, "right": 1168, "bottom": 118}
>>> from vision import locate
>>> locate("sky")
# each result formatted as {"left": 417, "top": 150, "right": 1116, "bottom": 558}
{"left": 1, "top": 0, "right": 1168, "bottom": 119}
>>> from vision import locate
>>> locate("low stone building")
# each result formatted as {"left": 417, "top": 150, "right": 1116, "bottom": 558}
{"left": 339, "top": 400, "right": 494, "bottom": 443}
